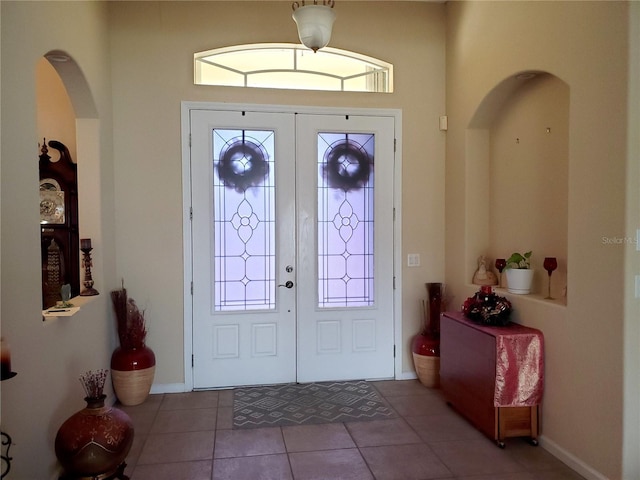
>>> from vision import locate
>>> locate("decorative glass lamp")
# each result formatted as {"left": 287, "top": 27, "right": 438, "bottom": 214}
{"left": 292, "top": 0, "right": 336, "bottom": 52}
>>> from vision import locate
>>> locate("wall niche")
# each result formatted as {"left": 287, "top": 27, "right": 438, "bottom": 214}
{"left": 39, "top": 140, "right": 79, "bottom": 308}
{"left": 466, "top": 72, "right": 569, "bottom": 302}
{"left": 36, "top": 56, "right": 79, "bottom": 308}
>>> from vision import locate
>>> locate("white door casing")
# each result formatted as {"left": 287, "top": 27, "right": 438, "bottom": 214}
{"left": 186, "top": 104, "right": 400, "bottom": 389}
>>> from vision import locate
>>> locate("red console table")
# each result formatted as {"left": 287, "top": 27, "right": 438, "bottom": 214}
{"left": 440, "top": 311, "right": 544, "bottom": 447}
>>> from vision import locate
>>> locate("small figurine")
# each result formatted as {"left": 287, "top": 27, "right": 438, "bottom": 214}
{"left": 59, "top": 283, "right": 73, "bottom": 307}
{"left": 472, "top": 255, "right": 498, "bottom": 286}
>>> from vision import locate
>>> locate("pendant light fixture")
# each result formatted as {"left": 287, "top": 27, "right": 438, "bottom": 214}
{"left": 292, "top": 0, "right": 336, "bottom": 53}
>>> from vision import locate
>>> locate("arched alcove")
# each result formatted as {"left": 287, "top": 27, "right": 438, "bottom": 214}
{"left": 36, "top": 50, "right": 103, "bottom": 308}
{"left": 43, "top": 50, "right": 98, "bottom": 119}
{"left": 465, "top": 71, "right": 569, "bottom": 301}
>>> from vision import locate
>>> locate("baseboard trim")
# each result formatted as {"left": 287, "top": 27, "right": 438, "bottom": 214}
{"left": 539, "top": 435, "right": 609, "bottom": 480}
{"left": 151, "top": 374, "right": 421, "bottom": 392}
{"left": 150, "top": 383, "right": 189, "bottom": 394}
{"left": 397, "top": 371, "right": 418, "bottom": 381}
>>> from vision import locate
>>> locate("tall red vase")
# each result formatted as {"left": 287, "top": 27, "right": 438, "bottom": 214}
{"left": 111, "top": 345, "right": 156, "bottom": 406}
{"left": 412, "top": 282, "right": 443, "bottom": 387}
{"left": 412, "top": 282, "right": 443, "bottom": 356}
{"left": 55, "top": 395, "right": 134, "bottom": 478}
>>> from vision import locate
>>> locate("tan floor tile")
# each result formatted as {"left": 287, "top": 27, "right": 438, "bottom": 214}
{"left": 385, "top": 392, "right": 450, "bottom": 417}
{"left": 150, "top": 407, "right": 217, "bottom": 433}
{"left": 160, "top": 390, "right": 219, "bottom": 410}
{"left": 214, "top": 427, "right": 285, "bottom": 458}
{"left": 456, "top": 473, "right": 536, "bottom": 480}
{"left": 458, "top": 471, "right": 586, "bottom": 480}
{"left": 505, "top": 439, "right": 573, "bottom": 471}
{"left": 124, "top": 432, "right": 146, "bottom": 470}
{"left": 408, "top": 412, "right": 485, "bottom": 443}
{"left": 137, "top": 431, "right": 215, "bottom": 464}
{"left": 117, "top": 393, "right": 163, "bottom": 414}
{"left": 121, "top": 408, "right": 157, "bottom": 436}
{"left": 213, "top": 454, "right": 293, "bottom": 480}
{"left": 289, "top": 448, "right": 374, "bottom": 480}
{"left": 360, "top": 443, "right": 453, "bottom": 480}
{"left": 282, "top": 423, "right": 356, "bottom": 452}
{"left": 428, "top": 438, "right": 526, "bottom": 477}
{"left": 218, "top": 389, "right": 234, "bottom": 407}
{"left": 346, "top": 417, "right": 421, "bottom": 447}
{"left": 526, "top": 467, "right": 588, "bottom": 479}
{"left": 130, "top": 381, "right": 586, "bottom": 480}
{"left": 216, "top": 406, "right": 234, "bottom": 429}
{"left": 372, "top": 379, "right": 431, "bottom": 397}
{"left": 131, "top": 460, "right": 212, "bottom": 480}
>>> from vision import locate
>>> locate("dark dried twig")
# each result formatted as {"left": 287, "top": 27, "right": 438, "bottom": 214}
{"left": 79, "top": 369, "right": 108, "bottom": 399}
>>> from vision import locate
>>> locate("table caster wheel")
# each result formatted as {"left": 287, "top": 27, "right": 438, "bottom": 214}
{"left": 497, "top": 441, "right": 506, "bottom": 449}
{"left": 529, "top": 438, "right": 539, "bottom": 446}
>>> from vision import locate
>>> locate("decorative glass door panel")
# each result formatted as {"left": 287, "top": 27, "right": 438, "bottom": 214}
{"left": 317, "top": 132, "right": 375, "bottom": 308}
{"left": 212, "top": 129, "right": 276, "bottom": 311}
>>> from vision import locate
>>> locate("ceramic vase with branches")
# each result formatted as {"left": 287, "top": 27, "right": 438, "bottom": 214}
{"left": 111, "top": 283, "right": 156, "bottom": 406}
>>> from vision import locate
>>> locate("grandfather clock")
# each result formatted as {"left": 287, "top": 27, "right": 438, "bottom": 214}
{"left": 39, "top": 139, "right": 80, "bottom": 309}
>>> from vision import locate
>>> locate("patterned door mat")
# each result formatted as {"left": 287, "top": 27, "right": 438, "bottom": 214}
{"left": 233, "top": 380, "right": 397, "bottom": 429}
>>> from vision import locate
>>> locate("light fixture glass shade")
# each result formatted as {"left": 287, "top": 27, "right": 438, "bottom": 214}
{"left": 292, "top": 4, "right": 336, "bottom": 52}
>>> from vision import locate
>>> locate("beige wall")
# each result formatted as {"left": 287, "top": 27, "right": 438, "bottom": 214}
{"left": 623, "top": 2, "right": 640, "bottom": 476}
{"left": 108, "top": 1, "right": 447, "bottom": 385}
{"left": 445, "top": 2, "right": 636, "bottom": 479}
{"left": 625, "top": 3, "right": 640, "bottom": 477}
{"left": 1, "top": 2, "right": 115, "bottom": 479}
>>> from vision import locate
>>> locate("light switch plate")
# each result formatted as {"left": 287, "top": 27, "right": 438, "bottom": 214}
{"left": 408, "top": 254, "right": 421, "bottom": 267}
{"left": 636, "top": 275, "right": 640, "bottom": 299}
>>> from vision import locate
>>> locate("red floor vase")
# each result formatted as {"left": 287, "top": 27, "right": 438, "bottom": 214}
{"left": 111, "top": 345, "right": 156, "bottom": 406}
{"left": 55, "top": 394, "right": 134, "bottom": 479}
{"left": 412, "top": 282, "right": 443, "bottom": 387}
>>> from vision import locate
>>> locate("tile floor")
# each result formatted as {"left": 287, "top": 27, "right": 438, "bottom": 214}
{"left": 119, "top": 380, "right": 586, "bottom": 480}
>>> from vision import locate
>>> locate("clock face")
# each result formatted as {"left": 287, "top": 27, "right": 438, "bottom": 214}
{"left": 40, "top": 178, "right": 65, "bottom": 224}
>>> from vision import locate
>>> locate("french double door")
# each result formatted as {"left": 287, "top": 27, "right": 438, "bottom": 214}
{"left": 189, "top": 108, "right": 395, "bottom": 388}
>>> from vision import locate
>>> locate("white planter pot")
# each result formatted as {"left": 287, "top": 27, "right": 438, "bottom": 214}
{"left": 505, "top": 269, "right": 535, "bottom": 294}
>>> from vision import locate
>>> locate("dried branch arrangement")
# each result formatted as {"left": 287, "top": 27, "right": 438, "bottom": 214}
{"left": 79, "top": 369, "right": 108, "bottom": 399}
{"left": 111, "top": 280, "right": 147, "bottom": 350}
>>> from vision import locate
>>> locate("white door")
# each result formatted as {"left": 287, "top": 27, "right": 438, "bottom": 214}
{"left": 189, "top": 108, "right": 395, "bottom": 388}
{"left": 295, "top": 114, "right": 395, "bottom": 382}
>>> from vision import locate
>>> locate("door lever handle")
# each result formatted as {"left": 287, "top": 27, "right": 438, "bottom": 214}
{"left": 278, "top": 281, "right": 294, "bottom": 289}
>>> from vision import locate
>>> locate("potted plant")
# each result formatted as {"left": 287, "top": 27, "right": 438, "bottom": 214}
{"left": 110, "top": 282, "right": 156, "bottom": 405}
{"left": 504, "top": 251, "right": 535, "bottom": 294}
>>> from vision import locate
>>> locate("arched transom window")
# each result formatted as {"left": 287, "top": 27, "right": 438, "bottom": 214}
{"left": 194, "top": 43, "right": 393, "bottom": 93}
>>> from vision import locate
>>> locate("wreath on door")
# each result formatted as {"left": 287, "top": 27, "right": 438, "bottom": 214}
{"left": 217, "top": 138, "right": 269, "bottom": 192}
{"left": 322, "top": 139, "right": 372, "bottom": 191}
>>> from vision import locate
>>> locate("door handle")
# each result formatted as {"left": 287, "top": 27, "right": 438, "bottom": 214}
{"left": 278, "top": 281, "right": 294, "bottom": 289}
